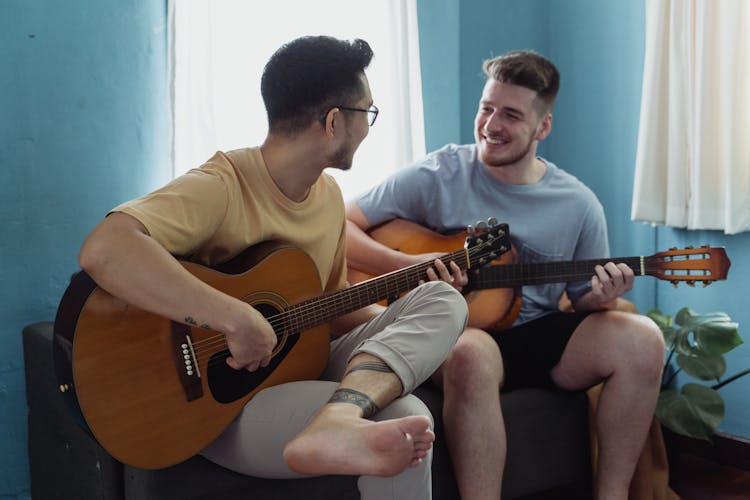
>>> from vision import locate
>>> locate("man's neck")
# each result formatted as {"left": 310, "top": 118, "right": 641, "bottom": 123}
{"left": 485, "top": 155, "right": 547, "bottom": 185}
{"left": 260, "top": 135, "right": 324, "bottom": 202}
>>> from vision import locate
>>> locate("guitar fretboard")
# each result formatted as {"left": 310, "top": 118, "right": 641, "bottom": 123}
{"left": 281, "top": 248, "right": 473, "bottom": 333}
{"left": 469, "top": 256, "right": 649, "bottom": 290}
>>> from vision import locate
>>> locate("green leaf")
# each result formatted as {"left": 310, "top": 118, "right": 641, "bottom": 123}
{"left": 655, "top": 384, "right": 724, "bottom": 441}
{"left": 677, "top": 353, "right": 726, "bottom": 380}
{"left": 671, "top": 310, "right": 742, "bottom": 357}
{"left": 647, "top": 309, "right": 678, "bottom": 346}
{"left": 694, "top": 322, "right": 743, "bottom": 356}
{"left": 662, "top": 326, "right": 678, "bottom": 347}
{"left": 674, "top": 307, "right": 695, "bottom": 326}
{"left": 683, "top": 383, "right": 724, "bottom": 430}
{"left": 647, "top": 309, "right": 672, "bottom": 330}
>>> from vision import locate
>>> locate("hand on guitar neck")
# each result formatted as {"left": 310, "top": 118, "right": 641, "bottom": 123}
{"left": 347, "top": 218, "right": 731, "bottom": 333}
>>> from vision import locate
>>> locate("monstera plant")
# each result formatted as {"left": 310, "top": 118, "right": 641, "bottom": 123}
{"left": 648, "top": 307, "right": 749, "bottom": 441}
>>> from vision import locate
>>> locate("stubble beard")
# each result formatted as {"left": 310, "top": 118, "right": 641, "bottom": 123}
{"left": 481, "top": 133, "right": 536, "bottom": 168}
{"left": 328, "top": 145, "right": 353, "bottom": 171}
{"left": 327, "top": 130, "right": 355, "bottom": 171}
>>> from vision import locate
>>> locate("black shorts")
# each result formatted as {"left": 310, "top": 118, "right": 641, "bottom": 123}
{"left": 490, "top": 311, "right": 592, "bottom": 392}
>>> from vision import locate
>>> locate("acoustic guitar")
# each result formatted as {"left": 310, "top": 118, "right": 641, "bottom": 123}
{"left": 347, "top": 219, "right": 731, "bottom": 333}
{"left": 53, "top": 220, "right": 510, "bottom": 470}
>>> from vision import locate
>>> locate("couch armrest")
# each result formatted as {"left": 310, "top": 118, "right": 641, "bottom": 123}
{"left": 23, "top": 322, "right": 124, "bottom": 500}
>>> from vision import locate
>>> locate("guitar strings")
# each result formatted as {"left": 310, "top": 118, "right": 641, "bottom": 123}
{"left": 193, "top": 246, "right": 716, "bottom": 359}
{"left": 189, "top": 240, "right": 498, "bottom": 366}
{"left": 196, "top": 247, "right": 715, "bottom": 368}
{"left": 196, "top": 240, "right": 481, "bottom": 343}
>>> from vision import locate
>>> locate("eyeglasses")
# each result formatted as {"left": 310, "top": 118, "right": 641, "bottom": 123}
{"left": 321, "top": 104, "right": 379, "bottom": 126}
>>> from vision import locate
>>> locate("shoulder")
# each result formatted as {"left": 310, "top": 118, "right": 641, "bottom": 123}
{"left": 399, "top": 144, "right": 477, "bottom": 186}
{"left": 317, "top": 172, "right": 344, "bottom": 201}
{"left": 193, "top": 147, "right": 275, "bottom": 199}
{"left": 217, "top": 147, "right": 263, "bottom": 180}
{"left": 421, "top": 143, "right": 475, "bottom": 170}
{"left": 179, "top": 150, "right": 247, "bottom": 187}
{"left": 543, "top": 159, "right": 600, "bottom": 202}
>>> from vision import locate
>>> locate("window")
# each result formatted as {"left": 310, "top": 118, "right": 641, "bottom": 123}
{"left": 169, "top": 0, "right": 425, "bottom": 200}
{"left": 631, "top": 0, "right": 750, "bottom": 234}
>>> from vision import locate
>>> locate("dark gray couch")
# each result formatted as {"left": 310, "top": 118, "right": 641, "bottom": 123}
{"left": 24, "top": 321, "right": 592, "bottom": 499}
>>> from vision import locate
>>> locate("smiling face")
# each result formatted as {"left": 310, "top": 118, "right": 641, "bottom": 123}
{"left": 473, "top": 78, "right": 551, "bottom": 170}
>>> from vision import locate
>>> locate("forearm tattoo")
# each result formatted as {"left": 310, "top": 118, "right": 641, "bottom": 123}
{"left": 185, "top": 316, "right": 212, "bottom": 330}
{"left": 328, "top": 388, "right": 380, "bottom": 418}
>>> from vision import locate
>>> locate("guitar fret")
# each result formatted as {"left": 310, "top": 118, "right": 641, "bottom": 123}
{"left": 280, "top": 247, "right": 484, "bottom": 333}
{"left": 471, "top": 256, "right": 648, "bottom": 289}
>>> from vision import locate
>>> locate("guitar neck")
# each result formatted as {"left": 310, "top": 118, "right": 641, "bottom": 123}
{"left": 285, "top": 248, "right": 470, "bottom": 332}
{"left": 470, "top": 256, "right": 647, "bottom": 290}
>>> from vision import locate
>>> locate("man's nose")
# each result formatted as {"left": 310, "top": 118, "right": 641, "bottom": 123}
{"left": 484, "top": 112, "right": 503, "bottom": 132}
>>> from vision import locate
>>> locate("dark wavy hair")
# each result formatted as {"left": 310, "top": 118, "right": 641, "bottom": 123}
{"left": 261, "top": 36, "right": 374, "bottom": 135}
{"left": 482, "top": 50, "right": 560, "bottom": 114}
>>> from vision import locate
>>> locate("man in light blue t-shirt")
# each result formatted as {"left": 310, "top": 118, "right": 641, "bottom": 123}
{"left": 347, "top": 50, "right": 665, "bottom": 500}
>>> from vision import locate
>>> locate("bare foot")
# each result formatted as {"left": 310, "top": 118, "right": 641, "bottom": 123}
{"left": 283, "top": 405, "right": 434, "bottom": 477}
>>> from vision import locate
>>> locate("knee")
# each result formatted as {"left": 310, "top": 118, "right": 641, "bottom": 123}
{"left": 442, "top": 328, "right": 503, "bottom": 390}
{"left": 622, "top": 314, "right": 665, "bottom": 380}
{"left": 419, "top": 281, "right": 469, "bottom": 329}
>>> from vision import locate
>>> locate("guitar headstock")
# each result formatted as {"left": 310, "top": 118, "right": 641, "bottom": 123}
{"left": 464, "top": 217, "right": 511, "bottom": 269}
{"left": 650, "top": 246, "right": 731, "bottom": 287}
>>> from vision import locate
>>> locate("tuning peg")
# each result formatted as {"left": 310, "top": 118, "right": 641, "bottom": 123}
{"left": 669, "top": 246, "right": 678, "bottom": 251}
{"left": 685, "top": 245, "right": 694, "bottom": 249}
{"left": 686, "top": 281, "right": 695, "bottom": 287}
{"left": 671, "top": 280, "right": 679, "bottom": 288}
{"left": 476, "top": 220, "right": 488, "bottom": 230}
{"left": 702, "top": 281, "right": 713, "bottom": 287}
{"left": 701, "top": 244, "right": 710, "bottom": 248}
{"left": 466, "top": 224, "right": 475, "bottom": 236}
{"left": 488, "top": 217, "right": 498, "bottom": 226}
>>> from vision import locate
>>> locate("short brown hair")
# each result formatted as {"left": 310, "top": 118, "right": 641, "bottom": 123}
{"left": 482, "top": 50, "right": 560, "bottom": 113}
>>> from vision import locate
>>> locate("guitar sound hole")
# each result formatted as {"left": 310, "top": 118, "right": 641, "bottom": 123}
{"left": 207, "top": 302, "right": 298, "bottom": 404}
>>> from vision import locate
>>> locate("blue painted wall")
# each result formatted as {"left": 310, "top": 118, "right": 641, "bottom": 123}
{"left": 2, "top": 0, "right": 748, "bottom": 497}
{"left": 0, "top": 0, "right": 170, "bottom": 497}
{"left": 418, "top": 0, "right": 749, "bottom": 439}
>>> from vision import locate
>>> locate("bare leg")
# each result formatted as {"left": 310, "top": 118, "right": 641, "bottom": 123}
{"left": 433, "top": 328, "right": 505, "bottom": 500}
{"left": 283, "top": 353, "right": 434, "bottom": 477}
{"left": 550, "top": 312, "right": 664, "bottom": 500}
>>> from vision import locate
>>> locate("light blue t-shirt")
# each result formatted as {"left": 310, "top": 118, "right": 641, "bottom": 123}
{"left": 355, "top": 143, "right": 610, "bottom": 325}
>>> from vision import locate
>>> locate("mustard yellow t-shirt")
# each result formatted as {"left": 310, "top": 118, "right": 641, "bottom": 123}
{"left": 113, "top": 147, "right": 348, "bottom": 293}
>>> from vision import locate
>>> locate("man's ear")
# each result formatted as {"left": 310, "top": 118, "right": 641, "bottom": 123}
{"left": 321, "top": 107, "right": 340, "bottom": 137}
{"left": 535, "top": 113, "right": 552, "bottom": 141}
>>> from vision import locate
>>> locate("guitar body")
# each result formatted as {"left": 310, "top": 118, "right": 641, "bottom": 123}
{"left": 54, "top": 242, "right": 330, "bottom": 470}
{"left": 348, "top": 219, "right": 522, "bottom": 333}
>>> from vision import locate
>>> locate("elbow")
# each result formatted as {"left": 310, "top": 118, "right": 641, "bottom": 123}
{"left": 78, "top": 236, "right": 108, "bottom": 276}
{"left": 78, "top": 212, "right": 145, "bottom": 276}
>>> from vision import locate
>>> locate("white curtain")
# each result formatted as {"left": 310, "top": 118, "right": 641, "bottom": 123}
{"left": 631, "top": 0, "right": 750, "bottom": 234}
{"left": 169, "top": 0, "right": 425, "bottom": 201}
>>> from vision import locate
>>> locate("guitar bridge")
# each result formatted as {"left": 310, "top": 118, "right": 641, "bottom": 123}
{"left": 170, "top": 322, "right": 203, "bottom": 402}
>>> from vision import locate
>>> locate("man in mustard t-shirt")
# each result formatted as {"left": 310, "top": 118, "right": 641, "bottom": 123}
{"left": 78, "top": 36, "right": 468, "bottom": 499}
